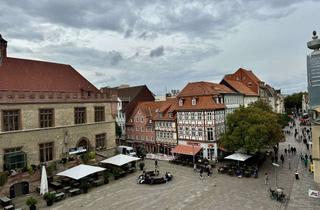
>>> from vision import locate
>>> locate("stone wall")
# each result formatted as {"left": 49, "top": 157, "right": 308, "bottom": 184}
{"left": 0, "top": 102, "right": 116, "bottom": 172}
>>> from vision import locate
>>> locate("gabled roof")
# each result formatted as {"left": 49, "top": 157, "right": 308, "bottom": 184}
{"left": 117, "top": 85, "right": 152, "bottom": 101}
{"left": 221, "top": 77, "right": 258, "bottom": 96}
{"left": 154, "top": 98, "right": 177, "bottom": 120}
{"left": 130, "top": 101, "right": 163, "bottom": 120}
{"left": 0, "top": 57, "right": 98, "bottom": 92}
{"left": 177, "top": 81, "right": 235, "bottom": 97}
{"left": 235, "top": 68, "right": 262, "bottom": 84}
{"left": 176, "top": 95, "right": 225, "bottom": 111}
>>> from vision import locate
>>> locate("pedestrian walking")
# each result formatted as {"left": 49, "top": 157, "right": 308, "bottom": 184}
{"left": 155, "top": 159, "right": 158, "bottom": 169}
{"left": 275, "top": 155, "right": 278, "bottom": 163}
{"left": 309, "top": 155, "right": 313, "bottom": 163}
{"left": 291, "top": 147, "right": 294, "bottom": 154}
{"left": 271, "top": 156, "right": 274, "bottom": 163}
{"left": 207, "top": 165, "right": 211, "bottom": 177}
{"left": 304, "top": 158, "right": 308, "bottom": 168}
{"left": 199, "top": 168, "right": 203, "bottom": 179}
{"left": 300, "top": 153, "right": 304, "bottom": 161}
{"left": 306, "top": 143, "right": 309, "bottom": 150}
{"left": 288, "top": 149, "right": 291, "bottom": 156}
{"left": 280, "top": 154, "right": 285, "bottom": 166}
{"left": 284, "top": 148, "right": 287, "bottom": 155}
{"left": 305, "top": 154, "right": 308, "bottom": 161}
{"left": 265, "top": 173, "right": 269, "bottom": 185}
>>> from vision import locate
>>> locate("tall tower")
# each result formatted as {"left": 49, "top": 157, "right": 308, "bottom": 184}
{"left": 307, "top": 30, "right": 320, "bottom": 184}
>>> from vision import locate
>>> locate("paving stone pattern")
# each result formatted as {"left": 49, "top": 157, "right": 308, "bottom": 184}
{"left": 12, "top": 121, "right": 320, "bottom": 210}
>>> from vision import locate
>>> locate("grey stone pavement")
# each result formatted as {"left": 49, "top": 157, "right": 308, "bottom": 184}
{"left": 12, "top": 122, "right": 320, "bottom": 210}
{"left": 284, "top": 122, "right": 320, "bottom": 210}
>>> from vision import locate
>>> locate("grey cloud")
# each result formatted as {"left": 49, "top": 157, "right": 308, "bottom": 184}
{"left": 150, "top": 46, "right": 164, "bottom": 57}
{"left": 94, "top": 72, "right": 105, "bottom": 77}
{"left": 108, "top": 51, "right": 123, "bottom": 66}
{"left": 124, "top": 29, "right": 133, "bottom": 38}
{"left": 2, "top": 0, "right": 314, "bottom": 40}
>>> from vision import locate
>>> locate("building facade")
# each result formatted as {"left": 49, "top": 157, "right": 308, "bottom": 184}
{"left": 125, "top": 101, "right": 160, "bottom": 153}
{"left": 101, "top": 85, "right": 155, "bottom": 140}
{"left": 307, "top": 31, "right": 320, "bottom": 184}
{"left": 0, "top": 35, "right": 116, "bottom": 172}
{"left": 223, "top": 68, "right": 284, "bottom": 113}
{"left": 154, "top": 99, "right": 178, "bottom": 155}
{"left": 176, "top": 82, "right": 231, "bottom": 160}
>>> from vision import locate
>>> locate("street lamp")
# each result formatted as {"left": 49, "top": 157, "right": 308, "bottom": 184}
{"left": 272, "top": 163, "right": 280, "bottom": 187}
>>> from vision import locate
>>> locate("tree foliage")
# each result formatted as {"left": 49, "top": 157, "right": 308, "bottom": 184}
{"left": 284, "top": 92, "right": 304, "bottom": 114}
{"left": 220, "top": 100, "right": 284, "bottom": 153}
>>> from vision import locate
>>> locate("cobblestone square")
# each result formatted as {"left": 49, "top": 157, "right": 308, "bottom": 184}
{"left": 13, "top": 126, "right": 320, "bottom": 210}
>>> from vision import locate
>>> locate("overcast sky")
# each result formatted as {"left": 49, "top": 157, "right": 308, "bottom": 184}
{"left": 1, "top": 0, "right": 320, "bottom": 95}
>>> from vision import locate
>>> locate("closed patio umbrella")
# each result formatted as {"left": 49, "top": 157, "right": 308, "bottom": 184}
{"left": 40, "top": 165, "right": 49, "bottom": 195}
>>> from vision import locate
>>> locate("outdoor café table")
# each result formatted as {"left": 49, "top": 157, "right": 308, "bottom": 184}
{"left": 50, "top": 181, "right": 62, "bottom": 189}
{"left": 55, "top": 192, "right": 65, "bottom": 201}
{"left": 63, "top": 186, "right": 71, "bottom": 192}
{"left": 69, "top": 188, "right": 81, "bottom": 196}
{"left": 0, "top": 196, "right": 12, "bottom": 207}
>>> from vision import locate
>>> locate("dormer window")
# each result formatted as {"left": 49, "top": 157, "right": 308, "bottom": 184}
{"left": 179, "top": 99, "right": 184, "bottom": 106}
{"left": 214, "top": 97, "right": 219, "bottom": 104}
{"left": 248, "top": 82, "right": 252, "bottom": 87}
{"left": 192, "top": 98, "right": 197, "bottom": 106}
{"left": 169, "top": 112, "right": 173, "bottom": 118}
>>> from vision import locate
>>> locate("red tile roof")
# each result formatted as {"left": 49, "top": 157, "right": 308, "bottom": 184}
{"left": 236, "top": 68, "right": 262, "bottom": 84}
{"left": 154, "top": 98, "right": 177, "bottom": 120}
{"left": 177, "top": 81, "right": 235, "bottom": 97}
{"left": 221, "top": 77, "right": 258, "bottom": 96}
{"left": 176, "top": 95, "right": 225, "bottom": 111}
{"left": 0, "top": 57, "right": 98, "bottom": 93}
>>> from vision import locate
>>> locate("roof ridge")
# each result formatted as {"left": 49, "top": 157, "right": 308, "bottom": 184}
{"left": 6, "top": 57, "right": 70, "bottom": 66}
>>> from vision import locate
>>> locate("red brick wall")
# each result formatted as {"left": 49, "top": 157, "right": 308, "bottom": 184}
{"left": 126, "top": 110, "right": 155, "bottom": 144}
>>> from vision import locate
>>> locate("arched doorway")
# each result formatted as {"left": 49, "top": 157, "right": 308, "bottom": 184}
{"left": 77, "top": 137, "right": 90, "bottom": 151}
{"left": 10, "top": 181, "right": 29, "bottom": 198}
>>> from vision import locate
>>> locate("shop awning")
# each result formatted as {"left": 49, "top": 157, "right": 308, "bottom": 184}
{"left": 224, "top": 153, "right": 252, "bottom": 162}
{"left": 100, "top": 154, "right": 140, "bottom": 166}
{"left": 171, "top": 145, "right": 202, "bottom": 156}
{"left": 56, "top": 164, "right": 106, "bottom": 180}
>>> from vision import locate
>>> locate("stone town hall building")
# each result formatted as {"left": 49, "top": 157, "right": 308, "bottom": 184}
{"left": 0, "top": 35, "right": 116, "bottom": 172}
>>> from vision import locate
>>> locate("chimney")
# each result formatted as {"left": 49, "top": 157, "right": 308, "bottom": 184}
{"left": 0, "top": 34, "right": 8, "bottom": 65}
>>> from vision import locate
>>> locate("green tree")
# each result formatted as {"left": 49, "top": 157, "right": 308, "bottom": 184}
{"left": 220, "top": 100, "right": 284, "bottom": 153}
{"left": 284, "top": 92, "right": 304, "bottom": 114}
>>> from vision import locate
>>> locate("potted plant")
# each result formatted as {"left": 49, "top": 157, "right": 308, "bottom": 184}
{"left": 26, "top": 196, "right": 38, "bottom": 210}
{"left": 139, "top": 162, "right": 145, "bottom": 171}
{"left": 44, "top": 192, "right": 56, "bottom": 206}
